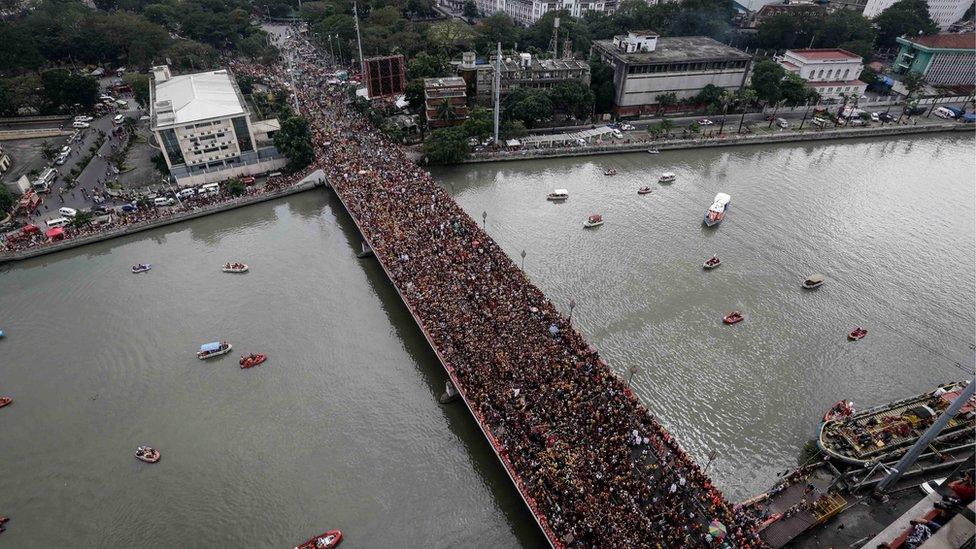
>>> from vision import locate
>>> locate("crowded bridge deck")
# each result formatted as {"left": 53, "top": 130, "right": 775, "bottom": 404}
{"left": 234, "top": 28, "right": 762, "bottom": 548}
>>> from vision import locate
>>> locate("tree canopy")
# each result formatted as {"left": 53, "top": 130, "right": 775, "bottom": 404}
{"left": 873, "top": 0, "right": 938, "bottom": 48}
{"left": 273, "top": 116, "right": 315, "bottom": 173}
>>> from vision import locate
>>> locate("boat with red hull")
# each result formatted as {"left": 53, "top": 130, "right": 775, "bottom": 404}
{"left": 723, "top": 311, "right": 743, "bottom": 324}
{"left": 239, "top": 354, "right": 267, "bottom": 369}
{"left": 0, "top": 397, "right": 11, "bottom": 408}
{"left": 295, "top": 529, "right": 342, "bottom": 549}
{"left": 848, "top": 327, "right": 867, "bottom": 341}
{"left": 822, "top": 400, "right": 855, "bottom": 423}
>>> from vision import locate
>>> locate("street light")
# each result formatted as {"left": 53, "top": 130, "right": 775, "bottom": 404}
{"left": 627, "top": 364, "right": 639, "bottom": 387}
{"left": 520, "top": 249, "right": 526, "bottom": 270}
{"left": 568, "top": 298, "right": 576, "bottom": 323}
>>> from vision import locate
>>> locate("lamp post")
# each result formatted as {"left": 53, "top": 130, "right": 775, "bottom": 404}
{"left": 704, "top": 450, "right": 719, "bottom": 473}
{"left": 568, "top": 298, "right": 576, "bottom": 324}
{"left": 520, "top": 249, "right": 526, "bottom": 270}
{"left": 481, "top": 210, "right": 487, "bottom": 230}
{"left": 627, "top": 364, "right": 639, "bottom": 387}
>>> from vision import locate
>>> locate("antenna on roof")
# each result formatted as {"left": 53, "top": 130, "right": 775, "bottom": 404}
{"left": 549, "top": 17, "right": 560, "bottom": 59}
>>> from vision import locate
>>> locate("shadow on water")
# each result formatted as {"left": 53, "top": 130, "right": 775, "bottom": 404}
{"left": 322, "top": 190, "right": 550, "bottom": 548}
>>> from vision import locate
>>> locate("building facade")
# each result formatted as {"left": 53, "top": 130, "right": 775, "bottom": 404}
{"left": 150, "top": 65, "right": 286, "bottom": 186}
{"left": 424, "top": 77, "right": 470, "bottom": 128}
{"left": 893, "top": 33, "right": 976, "bottom": 87}
{"left": 590, "top": 32, "right": 752, "bottom": 116}
{"left": 776, "top": 49, "right": 867, "bottom": 100}
{"left": 862, "top": 0, "right": 973, "bottom": 29}
{"left": 475, "top": 0, "right": 612, "bottom": 26}
{"left": 463, "top": 52, "right": 591, "bottom": 101}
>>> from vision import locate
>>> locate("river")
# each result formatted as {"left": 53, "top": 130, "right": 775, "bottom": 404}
{"left": 1, "top": 134, "right": 973, "bottom": 547}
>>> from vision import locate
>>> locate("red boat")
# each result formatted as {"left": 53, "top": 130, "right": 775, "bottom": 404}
{"left": 296, "top": 529, "right": 342, "bottom": 549}
{"left": 239, "top": 354, "right": 267, "bottom": 369}
{"left": 848, "top": 327, "right": 867, "bottom": 341}
{"left": 822, "top": 400, "right": 855, "bottom": 423}
{"left": 723, "top": 311, "right": 743, "bottom": 324}
{"left": 0, "top": 397, "right": 11, "bottom": 408}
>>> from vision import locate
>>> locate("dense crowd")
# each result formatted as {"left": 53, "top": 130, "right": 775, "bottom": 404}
{"left": 242, "top": 29, "right": 763, "bottom": 548}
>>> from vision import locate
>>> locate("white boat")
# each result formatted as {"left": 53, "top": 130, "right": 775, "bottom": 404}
{"left": 604, "top": 169, "right": 617, "bottom": 176}
{"left": 583, "top": 214, "right": 604, "bottom": 228}
{"left": 647, "top": 148, "right": 661, "bottom": 154}
{"left": 197, "top": 341, "right": 232, "bottom": 359}
{"left": 703, "top": 193, "right": 731, "bottom": 227}
{"left": 131, "top": 264, "right": 151, "bottom": 274}
{"left": 802, "top": 274, "right": 826, "bottom": 289}
{"left": 658, "top": 172, "right": 676, "bottom": 183}
{"left": 547, "top": 189, "right": 569, "bottom": 201}
{"left": 222, "top": 263, "right": 249, "bottom": 273}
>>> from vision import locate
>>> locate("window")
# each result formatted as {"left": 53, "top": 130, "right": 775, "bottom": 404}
{"left": 817, "top": 69, "right": 824, "bottom": 79}
{"left": 160, "top": 129, "right": 184, "bottom": 166}
{"left": 231, "top": 117, "right": 254, "bottom": 153}
{"left": 843, "top": 69, "right": 850, "bottom": 79}
{"left": 826, "top": 69, "right": 833, "bottom": 79}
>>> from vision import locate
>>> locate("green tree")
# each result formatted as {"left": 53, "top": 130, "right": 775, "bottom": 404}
{"left": 874, "top": 0, "right": 938, "bottom": 48}
{"left": 70, "top": 210, "right": 95, "bottom": 228}
{"left": 41, "top": 70, "right": 99, "bottom": 113}
{"left": 123, "top": 73, "right": 151, "bottom": 108}
{"left": 780, "top": 73, "right": 819, "bottom": 106}
{"left": 273, "top": 116, "right": 315, "bottom": 173}
{"left": 0, "top": 186, "right": 14, "bottom": 214}
{"left": 41, "top": 141, "right": 58, "bottom": 161}
{"left": 550, "top": 81, "right": 595, "bottom": 119}
{"left": 655, "top": 92, "right": 678, "bottom": 115}
{"left": 227, "top": 178, "right": 246, "bottom": 196}
{"left": 423, "top": 127, "right": 470, "bottom": 164}
{"left": 503, "top": 87, "right": 553, "bottom": 128}
{"left": 501, "top": 119, "right": 527, "bottom": 139}
{"left": 408, "top": 52, "right": 445, "bottom": 80}
{"left": 522, "top": 11, "right": 591, "bottom": 54}
{"left": 749, "top": 59, "right": 786, "bottom": 106}
{"left": 462, "top": 0, "right": 477, "bottom": 18}
{"left": 692, "top": 83, "right": 725, "bottom": 109}
{"left": 901, "top": 72, "right": 926, "bottom": 99}
{"left": 462, "top": 106, "right": 494, "bottom": 140}
{"left": 404, "top": 79, "right": 426, "bottom": 113}
{"left": 589, "top": 57, "right": 616, "bottom": 114}
{"left": 473, "top": 13, "right": 520, "bottom": 53}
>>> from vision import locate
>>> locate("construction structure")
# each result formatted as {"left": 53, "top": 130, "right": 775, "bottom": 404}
{"left": 364, "top": 55, "right": 407, "bottom": 98}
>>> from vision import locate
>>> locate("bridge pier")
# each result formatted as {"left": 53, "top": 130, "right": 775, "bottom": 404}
{"left": 356, "top": 242, "right": 374, "bottom": 258}
{"left": 438, "top": 379, "right": 461, "bottom": 404}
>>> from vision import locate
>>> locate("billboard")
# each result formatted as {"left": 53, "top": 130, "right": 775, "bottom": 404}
{"left": 364, "top": 55, "right": 407, "bottom": 99}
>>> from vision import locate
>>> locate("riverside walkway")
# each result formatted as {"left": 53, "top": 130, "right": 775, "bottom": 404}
{"left": 244, "top": 33, "right": 764, "bottom": 547}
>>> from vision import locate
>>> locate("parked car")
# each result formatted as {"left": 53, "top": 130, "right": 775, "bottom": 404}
{"left": 73, "top": 116, "right": 93, "bottom": 123}
{"left": 120, "top": 203, "right": 138, "bottom": 213}
{"left": 240, "top": 176, "right": 256, "bottom": 186}
{"left": 904, "top": 105, "right": 926, "bottom": 116}
{"left": 776, "top": 118, "right": 789, "bottom": 129}
{"left": 55, "top": 152, "right": 69, "bottom": 165}
{"left": 113, "top": 114, "right": 125, "bottom": 124}
{"left": 879, "top": 112, "right": 895, "bottom": 122}
{"left": 620, "top": 123, "right": 635, "bottom": 131}
{"left": 697, "top": 118, "right": 714, "bottom": 126}
{"left": 176, "top": 188, "right": 196, "bottom": 199}
{"left": 58, "top": 207, "right": 78, "bottom": 218}
{"left": 870, "top": 112, "right": 880, "bottom": 122}
{"left": 72, "top": 121, "right": 90, "bottom": 129}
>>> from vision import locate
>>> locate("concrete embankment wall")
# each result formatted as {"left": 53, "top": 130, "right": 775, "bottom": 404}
{"left": 0, "top": 129, "right": 73, "bottom": 140}
{"left": 463, "top": 123, "right": 970, "bottom": 164}
{"left": 0, "top": 180, "right": 323, "bottom": 265}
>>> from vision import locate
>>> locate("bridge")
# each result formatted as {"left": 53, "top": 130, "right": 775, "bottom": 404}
{"left": 262, "top": 33, "right": 762, "bottom": 548}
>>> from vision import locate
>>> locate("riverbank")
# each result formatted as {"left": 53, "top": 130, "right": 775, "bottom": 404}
{"left": 462, "top": 121, "right": 969, "bottom": 164}
{"left": 0, "top": 177, "right": 325, "bottom": 265}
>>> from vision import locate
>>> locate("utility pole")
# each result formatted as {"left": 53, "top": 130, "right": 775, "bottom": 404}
{"left": 876, "top": 373, "right": 976, "bottom": 494}
{"left": 549, "top": 17, "right": 560, "bottom": 59}
{"left": 493, "top": 41, "right": 501, "bottom": 146}
{"left": 353, "top": 1, "right": 366, "bottom": 76}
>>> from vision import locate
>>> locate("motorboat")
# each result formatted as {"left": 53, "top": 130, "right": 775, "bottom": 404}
{"left": 658, "top": 172, "right": 676, "bottom": 183}
{"left": 822, "top": 400, "right": 855, "bottom": 423}
{"left": 647, "top": 148, "right": 661, "bottom": 154}
{"left": 802, "top": 274, "right": 826, "bottom": 289}
{"left": 818, "top": 381, "right": 974, "bottom": 465}
{"left": 135, "top": 446, "right": 160, "bottom": 463}
{"left": 604, "top": 168, "right": 617, "bottom": 176}
{"left": 583, "top": 214, "right": 604, "bottom": 228}
{"left": 848, "top": 327, "right": 867, "bottom": 341}
{"left": 546, "top": 189, "right": 569, "bottom": 201}
{"left": 703, "top": 256, "right": 721, "bottom": 270}
{"left": 131, "top": 264, "right": 151, "bottom": 274}
{"left": 637, "top": 186, "right": 652, "bottom": 195}
{"left": 0, "top": 397, "right": 11, "bottom": 408}
{"left": 197, "top": 341, "right": 232, "bottom": 359}
{"left": 703, "top": 193, "right": 731, "bottom": 227}
{"left": 295, "top": 529, "right": 343, "bottom": 549}
{"left": 222, "top": 263, "right": 249, "bottom": 273}
{"left": 723, "top": 311, "right": 743, "bottom": 324}
{"left": 239, "top": 353, "right": 267, "bottom": 369}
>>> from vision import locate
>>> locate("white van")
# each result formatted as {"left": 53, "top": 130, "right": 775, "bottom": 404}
{"left": 46, "top": 217, "right": 70, "bottom": 228}
{"left": 933, "top": 106, "right": 955, "bottom": 119}
{"left": 153, "top": 197, "right": 175, "bottom": 207}
{"left": 176, "top": 188, "right": 196, "bottom": 199}
{"left": 58, "top": 207, "right": 78, "bottom": 217}
{"left": 199, "top": 183, "right": 220, "bottom": 195}
{"left": 72, "top": 121, "right": 90, "bottom": 129}
{"left": 113, "top": 114, "right": 125, "bottom": 124}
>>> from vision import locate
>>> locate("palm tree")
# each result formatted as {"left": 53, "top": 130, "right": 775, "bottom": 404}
{"left": 70, "top": 210, "right": 95, "bottom": 229}
{"left": 436, "top": 99, "right": 456, "bottom": 121}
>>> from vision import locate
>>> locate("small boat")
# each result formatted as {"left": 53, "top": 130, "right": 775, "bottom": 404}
{"left": 647, "top": 148, "right": 660, "bottom": 154}
{"left": 703, "top": 193, "right": 731, "bottom": 227}
{"left": 222, "top": 263, "right": 249, "bottom": 273}
{"left": 0, "top": 329, "right": 4, "bottom": 338}
{"left": 848, "top": 327, "right": 867, "bottom": 341}
{"left": 658, "top": 172, "right": 676, "bottom": 183}
{"left": 703, "top": 256, "right": 721, "bottom": 270}
{"left": 197, "top": 341, "right": 232, "bottom": 359}
{"left": 604, "top": 168, "right": 617, "bottom": 176}
{"left": 295, "top": 529, "right": 343, "bottom": 549}
{"left": 583, "top": 214, "right": 604, "bottom": 228}
{"left": 802, "top": 274, "right": 826, "bottom": 289}
{"left": 131, "top": 264, "right": 151, "bottom": 274}
{"left": 822, "top": 400, "right": 855, "bottom": 423}
{"left": 723, "top": 311, "right": 743, "bottom": 324}
{"left": 546, "top": 189, "right": 569, "bottom": 201}
{"left": 135, "top": 446, "right": 160, "bottom": 463}
{"left": 0, "top": 397, "right": 11, "bottom": 408}
{"left": 239, "top": 353, "right": 267, "bottom": 369}
{"left": 637, "top": 186, "right": 652, "bottom": 195}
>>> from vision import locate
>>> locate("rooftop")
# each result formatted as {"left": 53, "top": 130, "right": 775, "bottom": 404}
{"left": 152, "top": 69, "right": 246, "bottom": 128}
{"left": 423, "top": 76, "right": 466, "bottom": 89}
{"left": 902, "top": 32, "right": 976, "bottom": 50}
{"left": 787, "top": 49, "right": 862, "bottom": 61}
{"left": 593, "top": 36, "right": 751, "bottom": 64}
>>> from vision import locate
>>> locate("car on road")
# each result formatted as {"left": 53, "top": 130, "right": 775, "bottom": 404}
{"left": 58, "top": 207, "right": 78, "bottom": 218}
{"left": 113, "top": 114, "right": 125, "bottom": 124}
{"left": 620, "top": 123, "right": 635, "bottom": 131}
{"left": 55, "top": 152, "right": 69, "bottom": 165}
{"left": 46, "top": 217, "right": 70, "bottom": 228}
{"left": 72, "top": 121, "right": 90, "bottom": 129}
{"left": 879, "top": 112, "right": 894, "bottom": 122}
{"left": 698, "top": 119, "right": 714, "bottom": 126}
{"left": 120, "top": 203, "right": 138, "bottom": 213}
{"left": 904, "top": 105, "right": 926, "bottom": 116}
{"left": 612, "top": 129, "right": 624, "bottom": 139}
{"left": 73, "top": 115, "right": 93, "bottom": 123}
{"left": 870, "top": 112, "right": 880, "bottom": 122}
{"left": 240, "top": 176, "right": 256, "bottom": 186}
{"left": 176, "top": 188, "right": 196, "bottom": 199}
{"left": 153, "top": 197, "right": 176, "bottom": 207}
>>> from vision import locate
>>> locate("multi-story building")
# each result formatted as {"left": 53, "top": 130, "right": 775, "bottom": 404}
{"left": 776, "top": 49, "right": 867, "bottom": 100}
{"left": 893, "top": 33, "right": 976, "bottom": 86}
{"left": 150, "top": 65, "right": 287, "bottom": 186}
{"left": 461, "top": 52, "right": 591, "bottom": 101}
{"left": 474, "top": 0, "right": 611, "bottom": 26}
{"left": 424, "top": 77, "right": 470, "bottom": 128}
{"left": 590, "top": 31, "right": 752, "bottom": 116}
{"left": 862, "top": 0, "right": 972, "bottom": 29}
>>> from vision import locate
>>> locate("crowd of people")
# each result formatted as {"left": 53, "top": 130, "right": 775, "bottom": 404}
{"left": 241, "top": 28, "right": 763, "bottom": 548}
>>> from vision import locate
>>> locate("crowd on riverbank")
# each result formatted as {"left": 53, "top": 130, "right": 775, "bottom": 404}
{"left": 252, "top": 30, "right": 762, "bottom": 547}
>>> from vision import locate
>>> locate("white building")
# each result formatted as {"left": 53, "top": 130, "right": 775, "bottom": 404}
{"left": 150, "top": 65, "right": 286, "bottom": 186}
{"left": 474, "top": 0, "right": 612, "bottom": 26}
{"left": 776, "top": 49, "right": 867, "bottom": 100}
{"left": 862, "top": 0, "right": 973, "bottom": 30}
